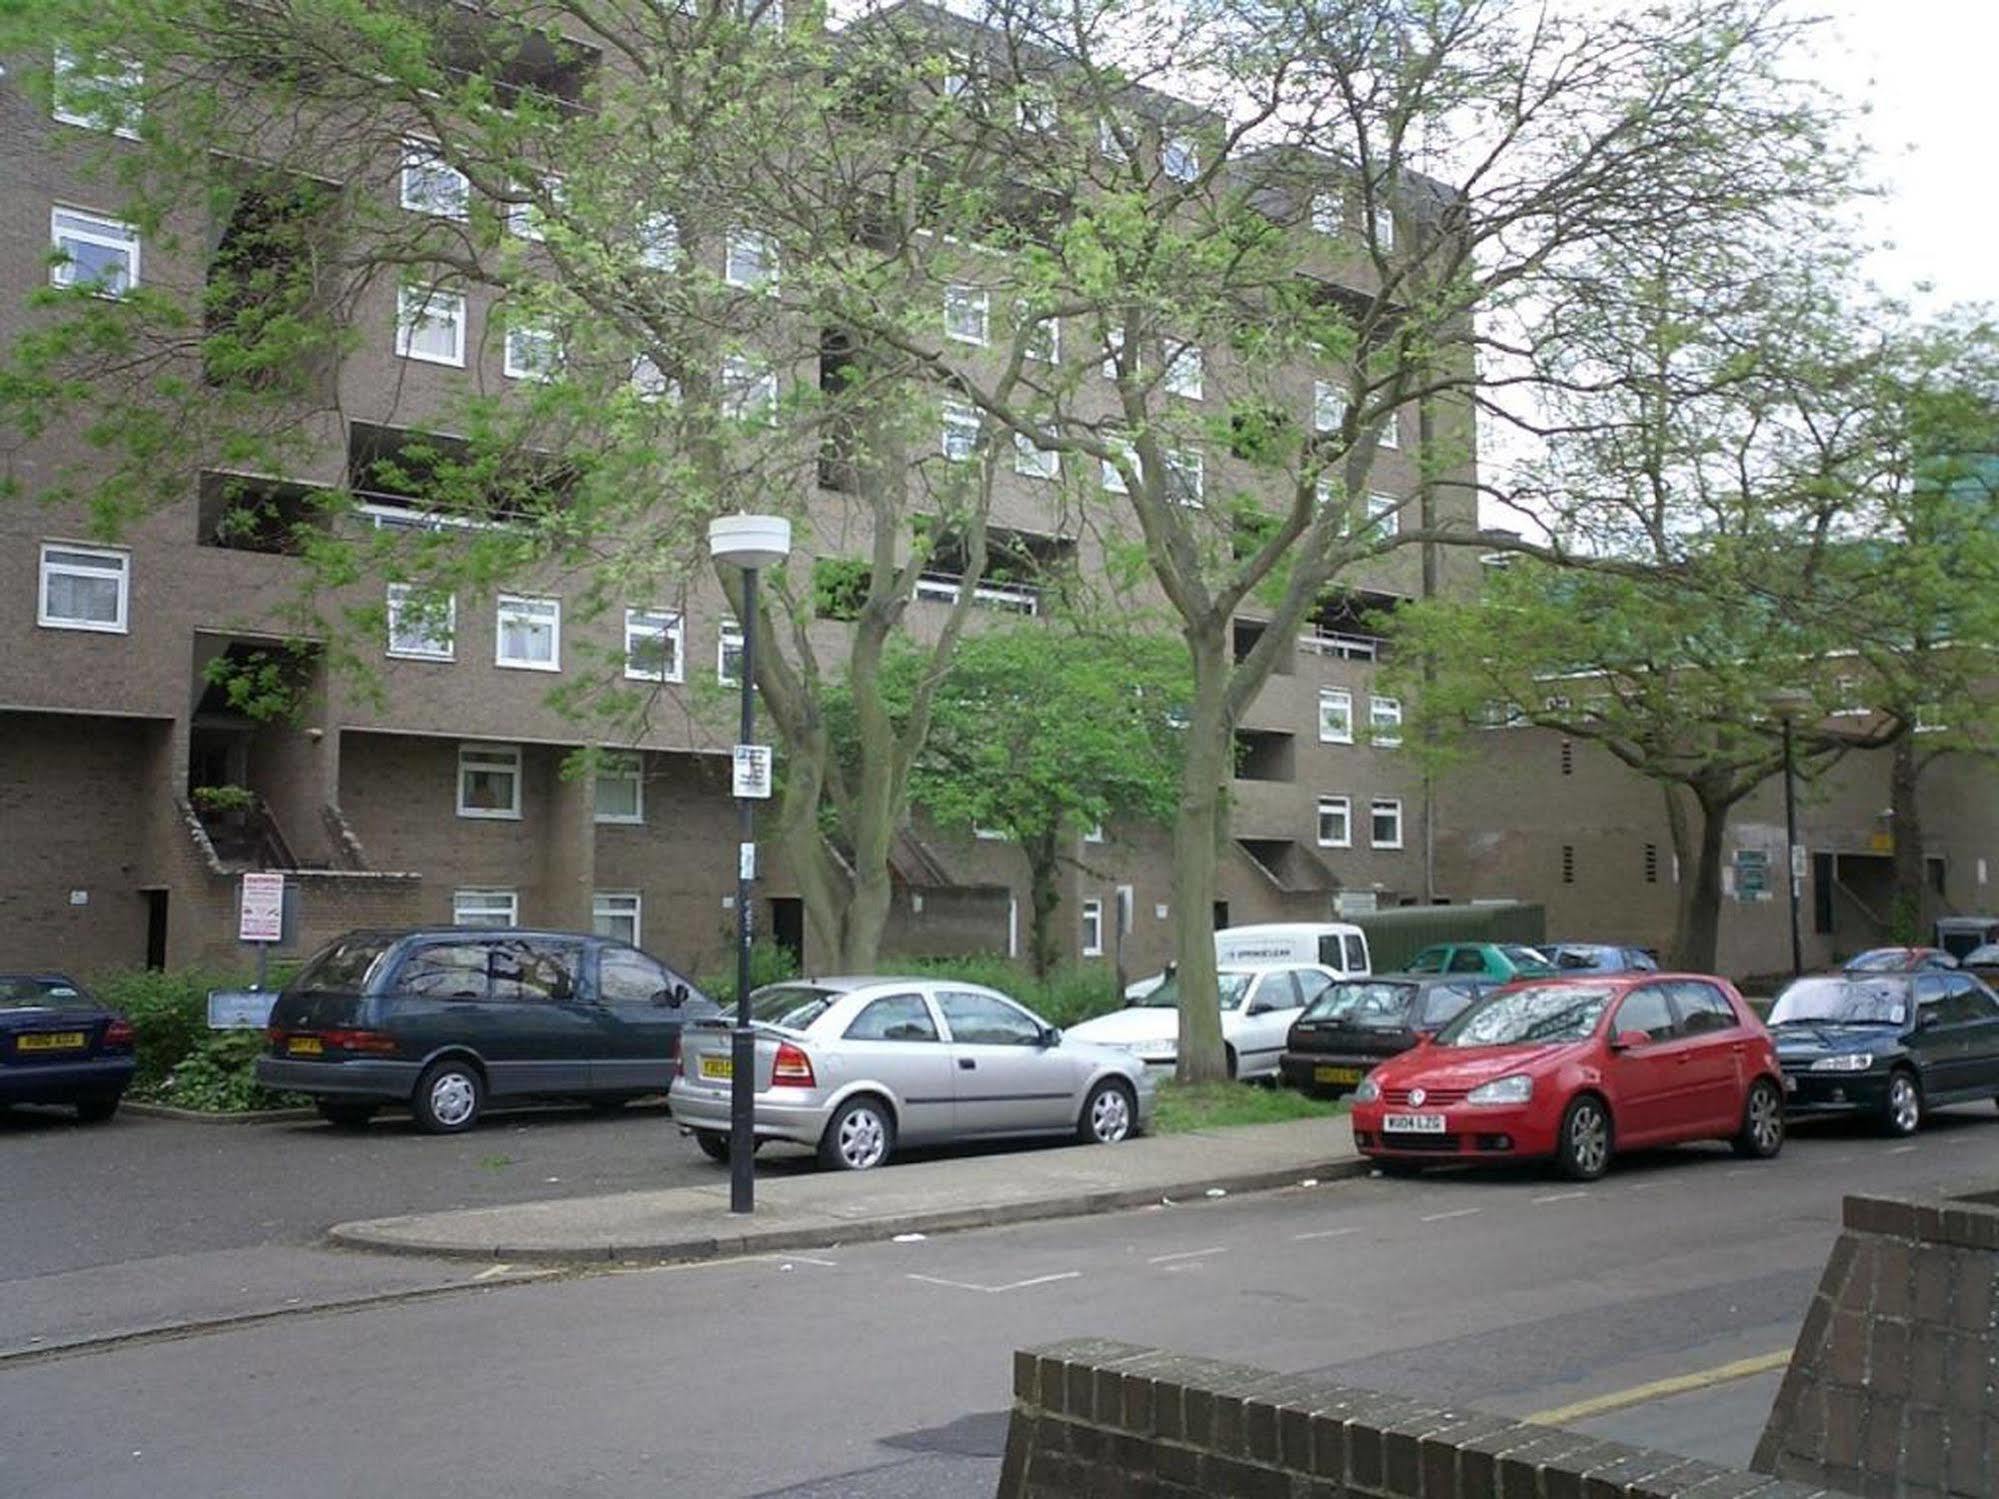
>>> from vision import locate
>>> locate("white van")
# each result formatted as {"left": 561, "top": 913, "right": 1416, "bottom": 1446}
{"left": 1124, "top": 922, "right": 1371, "bottom": 1000}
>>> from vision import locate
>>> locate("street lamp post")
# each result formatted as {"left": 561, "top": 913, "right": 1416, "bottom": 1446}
{"left": 1767, "top": 687, "right": 1813, "bottom": 980}
{"left": 708, "top": 513, "right": 792, "bottom": 1216}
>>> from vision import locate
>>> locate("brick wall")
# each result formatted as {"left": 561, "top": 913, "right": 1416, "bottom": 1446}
{"left": 999, "top": 1338, "right": 1831, "bottom": 1499}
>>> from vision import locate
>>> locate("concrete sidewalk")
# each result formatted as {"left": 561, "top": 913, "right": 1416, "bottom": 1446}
{"left": 330, "top": 1117, "right": 1363, "bottom": 1265}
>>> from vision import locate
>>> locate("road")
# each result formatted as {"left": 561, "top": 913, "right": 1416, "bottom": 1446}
{"left": 3, "top": 1102, "right": 1995, "bottom": 1497}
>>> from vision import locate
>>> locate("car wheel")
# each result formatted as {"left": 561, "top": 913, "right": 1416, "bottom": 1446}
{"left": 692, "top": 1129, "right": 730, "bottom": 1163}
{"left": 1732, "top": 1080, "right": 1785, "bottom": 1160}
{"left": 316, "top": 1100, "right": 377, "bottom": 1130}
{"left": 74, "top": 1094, "right": 120, "bottom": 1124}
{"left": 1881, "top": 1069, "right": 1922, "bottom": 1137}
{"left": 412, "top": 1059, "right": 484, "bottom": 1134}
{"left": 1078, "top": 1078, "right": 1136, "bottom": 1145}
{"left": 1555, "top": 1095, "right": 1613, "bottom": 1181}
{"left": 819, "top": 1095, "right": 894, "bottom": 1171}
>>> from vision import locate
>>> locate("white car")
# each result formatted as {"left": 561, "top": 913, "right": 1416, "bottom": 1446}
{"left": 1123, "top": 923, "right": 1371, "bottom": 1001}
{"left": 1068, "top": 963, "right": 1339, "bottom": 1080}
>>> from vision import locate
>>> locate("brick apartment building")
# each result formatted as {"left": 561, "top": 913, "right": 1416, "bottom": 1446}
{"left": 0, "top": 11, "right": 1991, "bottom": 986}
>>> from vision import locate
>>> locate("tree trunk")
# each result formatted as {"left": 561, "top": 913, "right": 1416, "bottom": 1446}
{"left": 842, "top": 861, "right": 893, "bottom": 973}
{"left": 1171, "top": 626, "right": 1232, "bottom": 1084}
{"left": 1662, "top": 785, "right": 1696, "bottom": 966}
{"left": 1672, "top": 789, "right": 1732, "bottom": 973}
{"left": 1888, "top": 732, "right": 1926, "bottom": 942}
{"left": 1025, "top": 829, "right": 1061, "bottom": 980}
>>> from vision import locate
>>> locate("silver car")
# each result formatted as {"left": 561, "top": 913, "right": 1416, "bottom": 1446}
{"left": 669, "top": 977, "right": 1156, "bottom": 1170}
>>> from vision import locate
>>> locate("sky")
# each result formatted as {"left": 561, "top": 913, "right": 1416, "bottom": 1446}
{"left": 1810, "top": 1, "right": 1998, "bottom": 311}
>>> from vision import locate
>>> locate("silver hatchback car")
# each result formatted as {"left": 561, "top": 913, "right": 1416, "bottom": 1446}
{"left": 669, "top": 977, "right": 1156, "bottom": 1170}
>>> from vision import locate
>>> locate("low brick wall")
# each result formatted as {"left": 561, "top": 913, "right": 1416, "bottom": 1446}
{"left": 1753, "top": 1188, "right": 1998, "bottom": 1498}
{"left": 998, "top": 1337, "right": 1832, "bottom": 1499}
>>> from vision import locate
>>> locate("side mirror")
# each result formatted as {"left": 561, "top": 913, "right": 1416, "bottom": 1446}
{"left": 1040, "top": 1026, "right": 1063, "bottom": 1047}
{"left": 1916, "top": 1009, "right": 1941, "bottom": 1032}
{"left": 1610, "top": 1029, "right": 1649, "bottom": 1051}
{"left": 1246, "top": 1000, "right": 1272, "bottom": 1016}
{"left": 1411, "top": 1028, "right": 1437, "bottom": 1045}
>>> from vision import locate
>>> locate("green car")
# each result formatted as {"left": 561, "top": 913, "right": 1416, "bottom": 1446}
{"left": 1405, "top": 942, "right": 1557, "bottom": 982}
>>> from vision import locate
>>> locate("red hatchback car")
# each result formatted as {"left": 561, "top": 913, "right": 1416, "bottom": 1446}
{"left": 1350, "top": 974, "right": 1785, "bottom": 1181}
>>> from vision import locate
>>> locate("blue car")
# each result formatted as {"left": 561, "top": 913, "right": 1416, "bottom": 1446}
{"left": 1545, "top": 943, "right": 1660, "bottom": 974}
{"left": 1, "top": 974, "right": 136, "bottom": 1121}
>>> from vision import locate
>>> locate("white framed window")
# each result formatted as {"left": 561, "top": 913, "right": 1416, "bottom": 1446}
{"left": 385, "top": 583, "right": 456, "bottom": 660}
{"left": 495, "top": 594, "right": 560, "bottom": 671}
{"left": 37, "top": 543, "right": 128, "bottom": 633}
{"left": 505, "top": 176, "right": 565, "bottom": 242}
{"left": 624, "top": 607, "right": 684, "bottom": 682}
{"left": 1316, "top": 796, "right": 1352, "bottom": 848}
{"left": 1162, "top": 135, "right": 1199, "bottom": 182}
{"left": 1015, "top": 83, "right": 1056, "bottom": 133}
{"left": 941, "top": 50, "right": 981, "bottom": 102}
{"left": 637, "top": 211, "right": 680, "bottom": 271}
{"left": 1101, "top": 326, "right": 1130, "bottom": 381}
{"left": 593, "top": 754, "right": 643, "bottom": 824}
{"left": 1370, "top": 695, "right": 1403, "bottom": 746}
{"left": 400, "top": 140, "right": 469, "bottom": 220}
{"left": 1314, "top": 379, "right": 1345, "bottom": 434}
{"left": 52, "top": 47, "right": 143, "bottom": 139}
{"left": 975, "top": 826, "right": 1008, "bottom": 841}
{"left": 722, "top": 355, "right": 777, "bottom": 425}
{"left": 1097, "top": 115, "right": 1131, "bottom": 163}
{"left": 1367, "top": 492, "right": 1401, "bottom": 537}
{"left": 1013, "top": 430, "right": 1058, "bottom": 480}
{"left": 631, "top": 355, "right": 677, "bottom": 403}
{"left": 1377, "top": 411, "right": 1400, "bottom": 450}
{"left": 1164, "top": 448, "right": 1204, "bottom": 507}
{"left": 453, "top": 888, "right": 518, "bottom": 927}
{"left": 944, "top": 284, "right": 990, "bottom": 345}
{"left": 592, "top": 891, "right": 642, "bottom": 945}
{"left": 503, "top": 324, "right": 559, "bottom": 381}
{"left": 1374, "top": 207, "right": 1396, "bottom": 252}
{"left": 457, "top": 744, "right": 522, "bottom": 820}
{"left": 1370, "top": 797, "right": 1404, "bottom": 849}
{"left": 1314, "top": 475, "right": 1339, "bottom": 512}
{"left": 718, "top": 622, "right": 745, "bottom": 685}
{"left": 1309, "top": 191, "right": 1340, "bottom": 235}
{"left": 1084, "top": 820, "right": 1106, "bottom": 844}
{"left": 395, "top": 285, "right": 466, "bottom": 367}
{"left": 1164, "top": 341, "right": 1203, "bottom": 399}
{"left": 1832, "top": 675, "right": 1868, "bottom": 716}
{"left": 49, "top": 208, "right": 138, "bottom": 296}
{"left": 941, "top": 401, "right": 982, "bottom": 462}
{"left": 1020, "top": 304, "right": 1060, "bottom": 363}
{"left": 724, "top": 229, "right": 777, "bottom": 291}
{"left": 1081, "top": 898, "right": 1104, "bottom": 957}
{"left": 1318, "top": 687, "right": 1354, "bottom": 744}
{"left": 1100, "top": 433, "right": 1135, "bottom": 494}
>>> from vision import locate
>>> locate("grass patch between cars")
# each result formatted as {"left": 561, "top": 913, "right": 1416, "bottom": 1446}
{"left": 1152, "top": 1081, "right": 1350, "bottom": 1134}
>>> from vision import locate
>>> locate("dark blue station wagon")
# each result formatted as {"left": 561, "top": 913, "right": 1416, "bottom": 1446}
{"left": 255, "top": 929, "right": 717, "bottom": 1132}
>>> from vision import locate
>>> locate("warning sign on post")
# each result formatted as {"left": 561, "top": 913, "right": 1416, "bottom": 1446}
{"left": 238, "top": 872, "right": 285, "bottom": 943}
{"left": 732, "top": 744, "right": 773, "bottom": 799}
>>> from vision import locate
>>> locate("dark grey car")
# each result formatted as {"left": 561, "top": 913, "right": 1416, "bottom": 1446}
{"left": 254, "top": 928, "right": 716, "bottom": 1132}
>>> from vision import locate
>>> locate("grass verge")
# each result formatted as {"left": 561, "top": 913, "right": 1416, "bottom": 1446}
{"left": 1152, "top": 1080, "right": 1350, "bottom": 1134}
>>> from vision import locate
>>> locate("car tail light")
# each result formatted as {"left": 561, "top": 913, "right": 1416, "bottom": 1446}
{"left": 102, "top": 1018, "right": 135, "bottom": 1050}
{"left": 321, "top": 1028, "right": 400, "bottom": 1055}
{"left": 771, "top": 1042, "right": 815, "bottom": 1089}
{"left": 267, "top": 1025, "right": 287, "bottom": 1046}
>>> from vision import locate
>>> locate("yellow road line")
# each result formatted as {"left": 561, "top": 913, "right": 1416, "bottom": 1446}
{"left": 1526, "top": 1350, "right": 1792, "bottom": 1426}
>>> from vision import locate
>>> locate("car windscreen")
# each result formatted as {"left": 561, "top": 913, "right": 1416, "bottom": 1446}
{"left": 1301, "top": 981, "right": 1415, "bottom": 1028}
{"left": 1503, "top": 946, "right": 1552, "bottom": 968}
{"left": 1966, "top": 945, "right": 1999, "bottom": 966}
{"left": 1553, "top": 946, "right": 1609, "bottom": 970}
{"left": 1768, "top": 977, "right": 1908, "bottom": 1027}
{"left": 0, "top": 976, "right": 93, "bottom": 1009}
{"left": 1437, "top": 984, "right": 1615, "bottom": 1047}
{"left": 1406, "top": 948, "right": 1448, "bottom": 973}
{"left": 290, "top": 936, "right": 396, "bottom": 994}
{"left": 1845, "top": 949, "right": 1917, "bottom": 972}
{"left": 1136, "top": 973, "right": 1254, "bottom": 1010}
{"left": 745, "top": 985, "right": 841, "bottom": 1031}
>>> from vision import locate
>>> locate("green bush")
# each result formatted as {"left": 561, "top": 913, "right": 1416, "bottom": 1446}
{"left": 93, "top": 969, "right": 233, "bottom": 1087}
{"left": 894, "top": 955, "right": 1125, "bottom": 1027}
{"left": 699, "top": 941, "right": 803, "bottom": 1005}
{"left": 151, "top": 1031, "right": 304, "bottom": 1113}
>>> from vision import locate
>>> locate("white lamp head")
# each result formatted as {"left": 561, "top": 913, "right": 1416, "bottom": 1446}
{"left": 708, "top": 513, "right": 792, "bottom": 570}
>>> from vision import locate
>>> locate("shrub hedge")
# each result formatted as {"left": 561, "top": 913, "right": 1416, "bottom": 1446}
{"left": 699, "top": 944, "right": 1126, "bottom": 1028}
{"left": 91, "top": 968, "right": 302, "bottom": 1112}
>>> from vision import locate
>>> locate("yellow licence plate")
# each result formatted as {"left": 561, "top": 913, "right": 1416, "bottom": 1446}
{"left": 18, "top": 1031, "right": 86, "bottom": 1052}
{"left": 1314, "top": 1065, "right": 1363, "bottom": 1085}
{"left": 698, "top": 1055, "right": 732, "bottom": 1081}
{"left": 288, "top": 1036, "right": 324, "bottom": 1057}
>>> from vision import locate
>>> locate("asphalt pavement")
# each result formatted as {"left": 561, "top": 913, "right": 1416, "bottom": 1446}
{"left": 3, "top": 1101, "right": 1995, "bottom": 1498}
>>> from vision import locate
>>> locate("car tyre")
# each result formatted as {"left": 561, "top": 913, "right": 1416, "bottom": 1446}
{"left": 692, "top": 1128, "right": 730, "bottom": 1163}
{"left": 412, "top": 1058, "right": 484, "bottom": 1134}
{"left": 74, "top": 1094, "right": 120, "bottom": 1123}
{"left": 1078, "top": 1078, "right": 1137, "bottom": 1145}
{"left": 819, "top": 1095, "right": 895, "bottom": 1171}
{"left": 1731, "top": 1079, "right": 1785, "bottom": 1160}
{"left": 1555, "top": 1095, "right": 1613, "bottom": 1182}
{"left": 316, "top": 1100, "right": 377, "bottom": 1130}
{"left": 1881, "top": 1069, "right": 1922, "bottom": 1137}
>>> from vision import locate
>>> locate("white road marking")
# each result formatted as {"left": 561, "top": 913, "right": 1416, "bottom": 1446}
{"left": 763, "top": 1253, "right": 839, "bottom": 1268}
{"left": 1724, "top": 1168, "right": 1756, "bottom": 1177}
{"left": 1531, "top": 1191, "right": 1588, "bottom": 1205}
{"left": 1292, "top": 1227, "right": 1360, "bottom": 1242}
{"left": 1888, "top": 1145, "right": 1918, "bottom": 1155}
{"left": 906, "top": 1271, "right": 1083, "bottom": 1294}
{"left": 1419, "top": 1207, "right": 1483, "bottom": 1223}
{"left": 471, "top": 1264, "right": 514, "bottom": 1282}
{"left": 1148, "top": 1246, "right": 1229, "bottom": 1265}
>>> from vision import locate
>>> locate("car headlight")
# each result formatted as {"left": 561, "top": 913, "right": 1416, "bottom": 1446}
{"left": 1466, "top": 1075, "right": 1534, "bottom": 1105}
{"left": 1354, "top": 1078, "right": 1381, "bottom": 1104}
{"left": 1808, "top": 1053, "right": 1874, "bottom": 1072}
